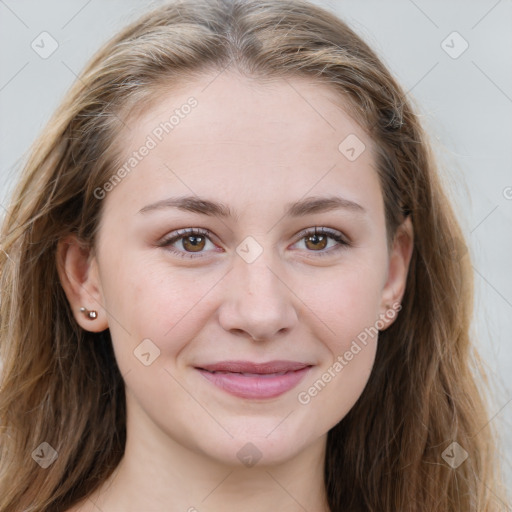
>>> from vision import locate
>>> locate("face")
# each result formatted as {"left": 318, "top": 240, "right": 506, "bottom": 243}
{"left": 61, "top": 71, "right": 412, "bottom": 467}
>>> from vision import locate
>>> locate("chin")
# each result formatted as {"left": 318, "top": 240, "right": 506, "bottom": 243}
{"left": 188, "top": 419, "right": 321, "bottom": 469}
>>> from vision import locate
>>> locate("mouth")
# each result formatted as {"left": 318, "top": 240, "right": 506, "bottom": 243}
{"left": 195, "top": 360, "right": 313, "bottom": 399}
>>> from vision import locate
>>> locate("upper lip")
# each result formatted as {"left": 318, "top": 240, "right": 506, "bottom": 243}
{"left": 196, "top": 360, "right": 311, "bottom": 374}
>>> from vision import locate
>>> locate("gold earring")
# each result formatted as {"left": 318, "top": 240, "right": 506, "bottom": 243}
{"left": 80, "top": 307, "right": 98, "bottom": 320}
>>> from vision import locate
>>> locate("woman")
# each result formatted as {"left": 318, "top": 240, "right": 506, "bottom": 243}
{"left": 0, "top": 0, "right": 507, "bottom": 510}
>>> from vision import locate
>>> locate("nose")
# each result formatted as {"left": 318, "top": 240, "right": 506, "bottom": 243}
{"left": 217, "top": 255, "right": 298, "bottom": 341}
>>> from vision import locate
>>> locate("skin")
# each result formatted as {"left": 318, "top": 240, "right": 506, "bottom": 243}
{"left": 58, "top": 71, "right": 413, "bottom": 512}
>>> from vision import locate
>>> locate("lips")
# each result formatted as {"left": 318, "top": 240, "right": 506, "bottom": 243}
{"left": 198, "top": 360, "right": 310, "bottom": 374}
{"left": 195, "top": 360, "right": 312, "bottom": 399}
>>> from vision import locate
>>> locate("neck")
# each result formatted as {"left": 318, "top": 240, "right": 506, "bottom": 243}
{"left": 87, "top": 398, "right": 331, "bottom": 511}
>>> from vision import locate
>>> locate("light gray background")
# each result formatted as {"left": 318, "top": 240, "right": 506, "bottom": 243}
{"left": 1, "top": 0, "right": 511, "bottom": 493}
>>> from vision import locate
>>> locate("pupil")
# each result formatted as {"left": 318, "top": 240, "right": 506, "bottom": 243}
{"left": 183, "top": 235, "right": 205, "bottom": 252}
{"left": 306, "top": 234, "right": 327, "bottom": 250}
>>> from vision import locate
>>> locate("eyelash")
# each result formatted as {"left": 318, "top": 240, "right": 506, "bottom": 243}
{"left": 158, "top": 227, "right": 350, "bottom": 260}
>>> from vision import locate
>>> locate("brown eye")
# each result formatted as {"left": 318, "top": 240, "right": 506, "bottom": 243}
{"left": 159, "top": 228, "right": 216, "bottom": 258}
{"left": 181, "top": 235, "right": 206, "bottom": 252}
{"left": 304, "top": 233, "right": 328, "bottom": 251}
{"left": 291, "top": 227, "right": 350, "bottom": 257}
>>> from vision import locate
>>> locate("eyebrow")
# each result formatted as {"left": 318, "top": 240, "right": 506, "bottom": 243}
{"left": 138, "top": 194, "right": 366, "bottom": 218}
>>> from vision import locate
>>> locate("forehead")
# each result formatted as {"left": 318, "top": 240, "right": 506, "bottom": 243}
{"left": 104, "top": 71, "right": 381, "bottom": 219}
{"left": 126, "top": 71, "right": 366, "bottom": 151}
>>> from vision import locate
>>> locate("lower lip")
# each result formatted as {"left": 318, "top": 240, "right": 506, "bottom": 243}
{"left": 196, "top": 367, "right": 312, "bottom": 399}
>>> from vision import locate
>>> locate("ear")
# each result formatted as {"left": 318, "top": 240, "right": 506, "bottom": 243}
{"left": 378, "top": 215, "right": 414, "bottom": 330}
{"left": 56, "top": 235, "right": 109, "bottom": 332}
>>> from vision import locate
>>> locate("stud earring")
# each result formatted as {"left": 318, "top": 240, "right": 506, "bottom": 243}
{"left": 80, "top": 307, "right": 98, "bottom": 320}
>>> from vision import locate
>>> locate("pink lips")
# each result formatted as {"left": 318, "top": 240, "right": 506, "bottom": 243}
{"left": 195, "top": 360, "right": 312, "bottom": 399}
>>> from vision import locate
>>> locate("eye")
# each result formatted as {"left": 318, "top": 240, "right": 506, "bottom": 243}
{"left": 291, "top": 227, "right": 350, "bottom": 256}
{"left": 158, "top": 228, "right": 219, "bottom": 259}
{"left": 158, "top": 226, "right": 350, "bottom": 260}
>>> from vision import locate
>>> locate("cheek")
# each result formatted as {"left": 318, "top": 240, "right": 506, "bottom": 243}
{"left": 293, "top": 258, "right": 386, "bottom": 344}
{"left": 98, "top": 249, "right": 225, "bottom": 369}
{"left": 296, "top": 339, "right": 377, "bottom": 433}
{"left": 291, "top": 260, "right": 383, "bottom": 417}
{"left": 294, "top": 277, "right": 381, "bottom": 427}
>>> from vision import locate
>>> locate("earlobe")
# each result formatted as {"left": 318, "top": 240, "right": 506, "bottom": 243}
{"left": 379, "top": 215, "right": 414, "bottom": 330}
{"left": 56, "top": 235, "right": 109, "bottom": 333}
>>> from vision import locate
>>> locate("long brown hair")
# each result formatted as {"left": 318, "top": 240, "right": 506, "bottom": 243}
{"left": 0, "top": 0, "right": 507, "bottom": 510}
